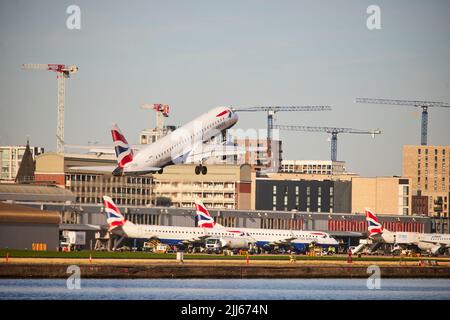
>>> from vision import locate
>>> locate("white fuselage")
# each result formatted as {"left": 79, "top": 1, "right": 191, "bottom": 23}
{"left": 419, "top": 234, "right": 450, "bottom": 245}
{"left": 123, "top": 107, "right": 238, "bottom": 173}
{"left": 215, "top": 226, "right": 338, "bottom": 248}
{"left": 112, "top": 221, "right": 338, "bottom": 250}
{"left": 113, "top": 222, "right": 251, "bottom": 246}
{"left": 373, "top": 230, "right": 450, "bottom": 254}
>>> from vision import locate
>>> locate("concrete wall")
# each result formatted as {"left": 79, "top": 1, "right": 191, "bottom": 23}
{"left": 352, "top": 177, "right": 411, "bottom": 215}
{"left": 0, "top": 223, "right": 59, "bottom": 251}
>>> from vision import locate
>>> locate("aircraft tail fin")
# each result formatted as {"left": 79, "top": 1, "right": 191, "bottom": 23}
{"left": 111, "top": 124, "right": 133, "bottom": 169}
{"left": 365, "top": 208, "right": 385, "bottom": 237}
{"left": 195, "top": 199, "right": 223, "bottom": 229}
{"left": 103, "top": 196, "right": 129, "bottom": 231}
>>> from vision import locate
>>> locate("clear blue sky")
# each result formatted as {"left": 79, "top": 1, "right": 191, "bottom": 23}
{"left": 1, "top": 0, "right": 449, "bottom": 176}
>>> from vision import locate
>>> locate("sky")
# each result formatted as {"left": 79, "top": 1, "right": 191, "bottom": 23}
{"left": 0, "top": 0, "right": 449, "bottom": 177}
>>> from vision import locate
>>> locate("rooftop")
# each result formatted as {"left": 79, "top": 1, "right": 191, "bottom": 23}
{"left": 0, "top": 183, "right": 76, "bottom": 202}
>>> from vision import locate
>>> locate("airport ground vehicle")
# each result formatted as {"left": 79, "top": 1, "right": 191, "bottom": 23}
{"left": 60, "top": 231, "right": 86, "bottom": 252}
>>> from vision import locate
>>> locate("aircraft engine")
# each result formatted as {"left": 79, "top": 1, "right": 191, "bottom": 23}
{"left": 219, "top": 237, "right": 250, "bottom": 249}
{"left": 430, "top": 245, "right": 446, "bottom": 256}
{"left": 418, "top": 242, "right": 433, "bottom": 251}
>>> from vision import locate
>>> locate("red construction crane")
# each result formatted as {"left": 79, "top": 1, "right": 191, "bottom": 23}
{"left": 141, "top": 103, "right": 170, "bottom": 132}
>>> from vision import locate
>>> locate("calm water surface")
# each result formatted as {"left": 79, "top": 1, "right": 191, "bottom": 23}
{"left": 1, "top": 278, "right": 449, "bottom": 300}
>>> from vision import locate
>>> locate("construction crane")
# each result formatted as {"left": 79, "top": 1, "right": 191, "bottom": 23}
{"left": 355, "top": 98, "right": 450, "bottom": 146}
{"left": 233, "top": 106, "right": 332, "bottom": 141}
{"left": 141, "top": 103, "right": 170, "bottom": 132}
{"left": 233, "top": 106, "right": 332, "bottom": 168}
{"left": 21, "top": 63, "right": 78, "bottom": 153}
{"left": 273, "top": 124, "right": 381, "bottom": 162}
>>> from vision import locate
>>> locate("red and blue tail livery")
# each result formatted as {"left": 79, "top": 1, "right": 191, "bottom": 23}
{"left": 195, "top": 200, "right": 216, "bottom": 228}
{"left": 365, "top": 209, "right": 384, "bottom": 237}
{"left": 111, "top": 124, "right": 133, "bottom": 168}
{"left": 103, "top": 195, "right": 126, "bottom": 230}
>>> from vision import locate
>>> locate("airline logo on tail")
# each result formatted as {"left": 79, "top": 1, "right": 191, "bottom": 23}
{"left": 365, "top": 209, "right": 384, "bottom": 237}
{"left": 195, "top": 200, "right": 220, "bottom": 228}
{"left": 111, "top": 124, "right": 133, "bottom": 168}
{"left": 103, "top": 196, "right": 126, "bottom": 230}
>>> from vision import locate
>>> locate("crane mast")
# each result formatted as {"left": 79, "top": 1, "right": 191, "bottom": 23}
{"left": 21, "top": 63, "right": 78, "bottom": 153}
{"left": 273, "top": 124, "right": 381, "bottom": 161}
{"left": 233, "top": 105, "right": 332, "bottom": 170}
{"left": 355, "top": 98, "right": 450, "bottom": 146}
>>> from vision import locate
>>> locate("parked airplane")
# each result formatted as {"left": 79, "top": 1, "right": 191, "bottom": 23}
{"left": 365, "top": 209, "right": 450, "bottom": 256}
{"left": 195, "top": 200, "right": 339, "bottom": 253}
{"left": 103, "top": 196, "right": 251, "bottom": 250}
{"left": 72, "top": 107, "right": 242, "bottom": 176}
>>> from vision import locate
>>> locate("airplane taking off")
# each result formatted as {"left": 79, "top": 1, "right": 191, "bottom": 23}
{"left": 71, "top": 107, "right": 241, "bottom": 176}
{"left": 103, "top": 196, "right": 252, "bottom": 250}
{"left": 195, "top": 200, "right": 339, "bottom": 253}
{"left": 365, "top": 209, "right": 450, "bottom": 256}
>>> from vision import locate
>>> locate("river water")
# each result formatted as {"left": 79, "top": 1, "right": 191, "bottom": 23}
{"left": 0, "top": 278, "right": 449, "bottom": 300}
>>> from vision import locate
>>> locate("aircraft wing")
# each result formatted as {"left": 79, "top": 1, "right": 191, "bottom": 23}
{"left": 419, "top": 239, "right": 450, "bottom": 247}
{"left": 269, "top": 236, "right": 298, "bottom": 246}
{"left": 180, "top": 233, "right": 211, "bottom": 245}
{"left": 267, "top": 231, "right": 298, "bottom": 246}
{"left": 185, "top": 143, "right": 246, "bottom": 163}
{"left": 65, "top": 144, "right": 142, "bottom": 156}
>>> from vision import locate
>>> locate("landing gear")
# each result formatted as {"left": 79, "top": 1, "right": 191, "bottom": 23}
{"left": 157, "top": 168, "right": 164, "bottom": 174}
{"left": 195, "top": 164, "right": 207, "bottom": 175}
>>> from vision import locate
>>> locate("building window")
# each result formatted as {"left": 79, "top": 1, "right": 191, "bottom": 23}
{"left": 403, "top": 186, "right": 409, "bottom": 196}
{"left": 306, "top": 187, "right": 310, "bottom": 196}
